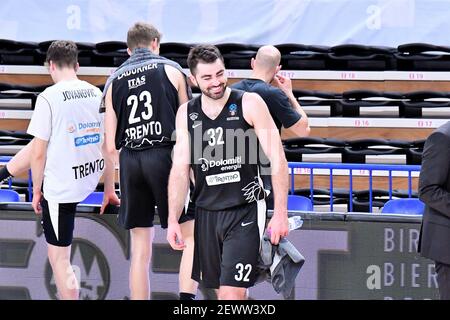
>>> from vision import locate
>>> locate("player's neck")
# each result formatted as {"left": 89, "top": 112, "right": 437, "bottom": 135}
{"left": 250, "top": 70, "right": 272, "bottom": 83}
{"left": 52, "top": 69, "right": 78, "bottom": 83}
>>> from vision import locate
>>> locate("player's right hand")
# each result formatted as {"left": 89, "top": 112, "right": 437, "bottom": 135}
{"left": 167, "top": 222, "right": 185, "bottom": 250}
{"left": 273, "top": 74, "right": 293, "bottom": 94}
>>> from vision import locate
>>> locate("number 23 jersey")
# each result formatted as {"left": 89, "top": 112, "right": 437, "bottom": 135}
{"left": 112, "top": 63, "right": 179, "bottom": 150}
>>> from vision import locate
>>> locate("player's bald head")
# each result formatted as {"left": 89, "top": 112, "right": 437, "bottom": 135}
{"left": 254, "top": 45, "right": 281, "bottom": 71}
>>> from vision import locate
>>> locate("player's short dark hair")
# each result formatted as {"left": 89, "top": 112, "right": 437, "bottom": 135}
{"left": 187, "top": 44, "right": 224, "bottom": 75}
{"left": 45, "top": 40, "right": 78, "bottom": 70}
{"left": 127, "top": 22, "right": 162, "bottom": 51}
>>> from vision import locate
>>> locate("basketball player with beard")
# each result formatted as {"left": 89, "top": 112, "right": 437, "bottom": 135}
{"left": 167, "top": 45, "right": 289, "bottom": 300}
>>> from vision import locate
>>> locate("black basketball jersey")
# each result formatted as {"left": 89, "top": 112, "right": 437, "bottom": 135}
{"left": 188, "top": 89, "right": 266, "bottom": 211}
{"left": 112, "top": 63, "right": 179, "bottom": 150}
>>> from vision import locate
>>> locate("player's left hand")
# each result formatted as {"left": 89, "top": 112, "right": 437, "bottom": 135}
{"left": 100, "top": 190, "right": 120, "bottom": 214}
{"left": 167, "top": 221, "right": 186, "bottom": 250}
{"left": 32, "top": 190, "right": 43, "bottom": 214}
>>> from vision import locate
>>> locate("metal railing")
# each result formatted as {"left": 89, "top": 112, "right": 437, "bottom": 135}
{"left": 288, "top": 162, "right": 421, "bottom": 212}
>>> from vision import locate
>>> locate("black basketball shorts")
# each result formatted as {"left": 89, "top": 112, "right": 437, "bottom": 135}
{"left": 192, "top": 200, "right": 267, "bottom": 289}
{"left": 118, "top": 147, "right": 195, "bottom": 229}
{"left": 40, "top": 197, "right": 78, "bottom": 247}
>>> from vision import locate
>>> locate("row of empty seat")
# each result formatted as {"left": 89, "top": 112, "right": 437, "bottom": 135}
{"left": 0, "top": 189, "right": 104, "bottom": 205}
{"left": 294, "top": 89, "right": 450, "bottom": 118}
{"left": 284, "top": 137, "right": 424, "bottom": 164}
{"left": 288, "top": 195, "right": 424, "bottom": 214}
{"left": 0, "top": 131, "right": 425, "bottom": 164}
{"left": 290, "top": 187, "right": 420, "bottom": 212}
{"left": 2, "top": 83, "right": 449, "bottom": 119}
{"left": 2, "top": 40, "right": 450, "bottom": 71}
{"left": 0, "top": 189, "right": 424, "bottom": 215}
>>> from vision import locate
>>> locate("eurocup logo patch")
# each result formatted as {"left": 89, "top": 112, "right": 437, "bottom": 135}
{"left": 189, "top": 112, "right": 199, "bottom": 121}
{"left": 228, "top": 104, "right": 238, "bottom": 116}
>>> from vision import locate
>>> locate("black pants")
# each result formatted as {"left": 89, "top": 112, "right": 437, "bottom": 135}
{"left": 435, "top": 261, "right": 450, "bottom": 300}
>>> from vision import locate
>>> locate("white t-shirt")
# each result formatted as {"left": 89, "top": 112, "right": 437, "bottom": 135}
{"left": 27, "top": 79, "right": 104, "bottom": 203}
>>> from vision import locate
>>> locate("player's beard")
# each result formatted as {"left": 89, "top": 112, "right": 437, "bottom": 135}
{"left": 201, "top": 82, "right": 227, "bottom": 100}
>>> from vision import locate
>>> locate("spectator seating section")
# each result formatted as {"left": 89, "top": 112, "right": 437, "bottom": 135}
{"left": 381, "top": 198, "right": 425, "bottom": 215}
{"left": 93, "top": 41, "right": 128, "bottom": 67}
{"left": 159, "top": 42, "right": 193, "bottom": 68}
{"left": 0, "top": 39, "right": 38, "bottom": 65}
{"left": 216, "top": 43, "right": 259, "bottom": 69}
{"left": 0, "top": 83, "right": 50, "bottom": 110}
{"left": 327, "top": 44, "right": 397, "bottom": 70}
{"left": 275, "top": 44, "right": 330, "bottom": 70}
{"left": 395, "top": 43, "right": 450, "bottom": 71}
{"left": 283, "top": 137, "right": 346, "bottom": 162}
{"left": 400, "top": 90, "right": 450, "bottom": 118}
{"left": 80, "top": 191, "right": 104, "bottom": 205}
{"left": 292, "top": 89, "right": 341, "bottom": 116}
{"left": 0, "top": 189, "right": 20, "bottom": 202}
{"left": 287, "top": 195, "right": 313, "bottom": 211}
{"left": 283, "top": 137, "right": 423, "bottom": 164}
{"left": 340, "top": 90, "right": 404, "bottom": 117}
{"left": 0, "top": 130, "right": 33, "bottom": 147}
{"left": 2, "top": 39, "right": 447, "bottom": 214}
{"left": 3, "top": 40, "right": 450, "bottom": 71}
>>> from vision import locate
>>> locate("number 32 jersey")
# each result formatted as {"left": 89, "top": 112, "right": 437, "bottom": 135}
{"left": 112, "top": 63, "right": 179, "bottom": 150}
{"left": 188, "top": 89, "right": 266, "bottom": 211}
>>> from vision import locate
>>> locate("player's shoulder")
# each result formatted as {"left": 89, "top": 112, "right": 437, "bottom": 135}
{"left": 266, "top": 84, "right": 286, "bottom": 97}
{"left": 164, "top": 63, "right": 184, "bottom": 77}
{"left": 242, "top": 90, "right": 265, "bottom": 105}
{"left": 177, "top": 101, "right": 189, "bottom": 115}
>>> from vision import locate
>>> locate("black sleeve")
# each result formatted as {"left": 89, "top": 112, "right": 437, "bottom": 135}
{"left": 419, "top": 131, "right": 450, "bottom": 218}
{"left": 266, "top": 88, "right": 301, "bottom": 129}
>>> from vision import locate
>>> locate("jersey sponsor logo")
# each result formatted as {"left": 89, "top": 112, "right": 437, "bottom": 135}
{"left": 206, "top": 171, "right": 241, "bottom": 186}
{"left": 189, "top": 112, "right": 199, "bottom": 121}
{"left": 192, "top": 123, "right": 201, "bottom": 129}
{"left": 67, "top": 121, "right": 101, "bottom": 134}
{"left": 242, "top": 178, "right": 266, "bottom": 202}
{"left": 78, "top": 121, "right": 101, "bottom": 130}
{"left": 62, "top": 88, "right": 98, "bottom": 101}
{"left": 127, "top": 75, "right": 146, "bottom": 89}
{"left": 72, "top": 158, "right": 104, "bottom": 179}
{"left": 198, "top": 156, "right": 242, "bottom": 172}
{"left": 241, "top": 221, "right": 254, "bottom": 227}
{"left": 199, "top": 158, "right": 210, "bottom": 172}
{"left": 74, "top": 133, "right": 101, "bottom": 147}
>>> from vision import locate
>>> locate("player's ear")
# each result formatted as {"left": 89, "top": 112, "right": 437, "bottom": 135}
{"left": 275, "top": 65, "right": 281, "bottom": 74}
{"left": 189, "top": 75, "right": 198, "bottom": 87}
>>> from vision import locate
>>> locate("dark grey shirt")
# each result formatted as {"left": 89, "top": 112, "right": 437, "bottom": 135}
{"left": 231, "top": 78, "right": 301, "bottom": 131}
